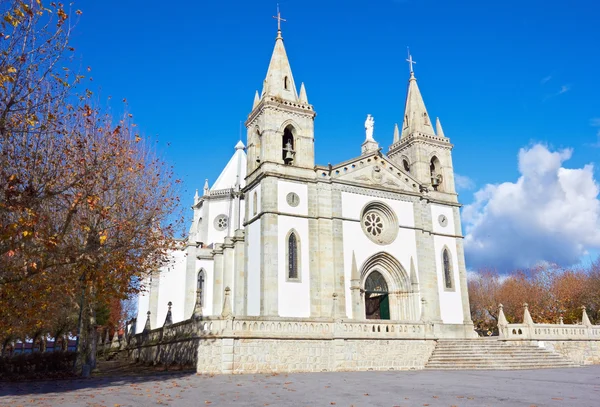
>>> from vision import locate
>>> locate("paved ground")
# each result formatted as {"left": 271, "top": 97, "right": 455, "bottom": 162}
{"left": 1, "top": 366, "right": 600, "bottom": 407}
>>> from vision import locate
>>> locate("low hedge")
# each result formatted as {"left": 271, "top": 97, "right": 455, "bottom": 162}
{"left": 0, "top": 351, "right": 77, "bottom": 381}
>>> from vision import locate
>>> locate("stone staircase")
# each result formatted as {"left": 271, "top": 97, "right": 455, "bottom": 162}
{"left": 425, "top": 339, "right": 578, "bottom": 370}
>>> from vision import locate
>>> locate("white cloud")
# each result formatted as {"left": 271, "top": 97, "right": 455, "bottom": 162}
{"left": 544, "top": 84, "right": 571, "bottom": 101}
{"left": 462, "top": 144, "right": 600, "bottom": 271}
{"left": 541, "top": 75, "right": 552, "bottom": 84}
{"left": 455, "top": 173, "right": 475, "bottom": 190}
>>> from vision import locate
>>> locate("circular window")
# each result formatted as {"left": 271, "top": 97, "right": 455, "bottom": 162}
{"left": 214, "top": 215, "right": 228, "bottom": 231}
{"left": 360, "top": 201, "right": 398, "bottom": 245}
{"left": 286, "top": 192, "right": 300, "bottom": 207}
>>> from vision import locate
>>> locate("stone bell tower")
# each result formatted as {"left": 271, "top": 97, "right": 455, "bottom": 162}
{"left": 242, "top": 12, "right": 317, "bottom": 317}
{"left": 244, "top": 16, "right": 316, "bottom": 181}
{"left": 388, "top": 59, "right": 456, "bottom": 199}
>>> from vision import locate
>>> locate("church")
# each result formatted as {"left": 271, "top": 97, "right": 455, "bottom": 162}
{"left": 136, "top": 14, "right": 474, "bottom": 341}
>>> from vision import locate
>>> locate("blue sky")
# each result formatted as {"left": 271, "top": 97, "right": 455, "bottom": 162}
{"left": 70, "top": 0, "right": 600, "bottom": 271}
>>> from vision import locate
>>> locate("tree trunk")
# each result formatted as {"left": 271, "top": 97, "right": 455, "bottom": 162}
{"left": 86, "top": 300, "right": 98, "bottom": 370}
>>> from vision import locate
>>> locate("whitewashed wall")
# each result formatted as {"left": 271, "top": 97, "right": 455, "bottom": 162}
{"left": 156, "top": 249, "right": 187, "bottom": 326}
{"left": 340, "top": 192, "right": 419, "bottom": 319}
{"left": 246, "top": 183, "right": 262, "bottom": 316}
{"left": 135, "top": 282, "right": 150, "bottom": 334}
{"left": 431, "top": 204, "right": 463, "bottom": 324}
{"left": 277, "top": 180, "right": 310, "bottom": 317}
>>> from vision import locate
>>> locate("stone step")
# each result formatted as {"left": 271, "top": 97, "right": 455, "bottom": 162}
{"left": 425, "top": 365, "right": 577, "bottom": 370}
{"left": 425, "top": 339, "right": 578, "bottom": 370}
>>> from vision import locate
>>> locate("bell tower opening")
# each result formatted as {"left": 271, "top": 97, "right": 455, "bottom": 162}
{"left": 430, "top": 156, "right": 442, "bottom": 191}
{"left": 282, "top": 125, "right": 295, "bottom": 165}
{"left": 364, "top": 270, "right": 390, "bottom": 320}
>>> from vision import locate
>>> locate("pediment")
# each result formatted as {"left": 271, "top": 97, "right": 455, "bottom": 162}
{"left": 329, "top": 154, "right": 421, "bottom": 193}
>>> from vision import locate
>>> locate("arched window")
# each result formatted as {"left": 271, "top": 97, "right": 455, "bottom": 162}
{"left": 282, "top": 125, "right": 295, "bottom": 164}
{"left": 284, "top": 76, "right": 289, "bottom": 90}
{"left": 442, "top": 249, "right": 454, "bottom": 290}
{"left": 403, "top": 159, "right": 410, "bottom": 173}
{"left": 287, "top": 231, "right": 299, "bottom": 280}
{"left": 252, "top": 191, "right": 257, "bottom": 216}
{"left": 197, "top": 269, "right": 205, "bottom": 306}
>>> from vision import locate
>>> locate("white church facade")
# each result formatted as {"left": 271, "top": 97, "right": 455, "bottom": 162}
{"left": 136, "top": 20, "right": 474, "bottom": 342}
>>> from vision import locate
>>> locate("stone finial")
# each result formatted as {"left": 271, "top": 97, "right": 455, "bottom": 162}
{"left": 111, "top": 330, "right": 120, "bottom": 348}
{"left": 393, "top": 123, "right": 400, "bottom": 144}
{"left": 192, "top": 289, "right": 203, "bottom": 320}
{"left": 203, "top": 179, "right": 210, "bottom": 196}
{"left": 497, "top": 304, "right": 508, "bottom": 326}
{"left": 436, "top": 117, "right": 445, "bottom": 138}
{"left": 582, "top": 305, "right": 592, "bottom": 326}
{"left": 299, "top": 82, "right": 308, "bottom": 104}
{"left": 164, "top": 301, "right": 173, "bottom": 327}
{"left": 253, "top": 90, "right": 260, "bottom": 109}
{"left": 497, "top": 304, "right": 508, "bottom": 338}
{"left": 523, "top": 303, "right": 534, "bottom": 326}
{"left": 221, "top": 287, "right": 233, "bottom": 319}
{"left": 194, "top": 189, "right": 199, "bottom": 204}
{"left": 559, "top": 316, "right": 564, "bottom": 325}
{"left": 143, "top": 311, "right": 151, "bottom": 332}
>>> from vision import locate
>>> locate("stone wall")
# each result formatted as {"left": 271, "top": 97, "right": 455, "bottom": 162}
{"left": 544, "top": 341, "right": 600, "bottom": 365}
{"left": 196, "top": 336, "right": 435, "bottom": 374}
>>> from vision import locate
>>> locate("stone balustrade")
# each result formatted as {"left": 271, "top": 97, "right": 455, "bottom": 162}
{"left": 497, "top": 303, "right": 600, "bottom": 340}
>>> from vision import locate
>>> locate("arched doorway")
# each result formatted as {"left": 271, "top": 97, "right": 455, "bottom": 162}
{"left": 364, "top": 271, "right": 390, "bottom": 320}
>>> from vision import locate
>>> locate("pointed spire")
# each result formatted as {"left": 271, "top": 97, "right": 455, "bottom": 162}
{"left": 350, "top": 251, "right": 359, "bottom": 282}
{"left": 262, "top": 8, "right": 298, "bottom": 102}
{"left": 497, "top": 304, "right": 508, "bottom": 338}
{"left": 235, "top": 140, "right": 245, "bottom": 150}
{"left": 523, "top": 303, "right": 534, "bottom": 326}
{"left": 143, "top": 311, "right": 151, "bottom": 332}
{"left": 194, "top": 189, "right": 200, "bottom": 204}
{"left": 164, "top": 301, "right": 173, "bottom": 326}
{"left": 436, "top": 117, "right": 445, "bottom": 138}
{"left": 409, "top": 257, "right": 418, "bottom": 289}
{"left": 582, "top": 306, "right": 592, "bottom": 326}
{"left": 393, "top": 123, "right": 400, "bottom": 144}
{"left": 203, "top": 179, "right": 209, "bottom": 196}
{"left": 253, "top": 90, "right": 260, "bottom": 109}
{"left": 299, "top": 82, "right": 308, "bottom": 103}
{"left": 221, "top": 287, "right": 233, "bottom": 319}
{"left": 401, "top": 72, "right": 434, "bottom": 139}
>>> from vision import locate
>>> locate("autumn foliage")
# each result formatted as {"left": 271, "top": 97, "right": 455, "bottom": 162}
{"left": 0, "top": 1, "right": 181, "bottom": 367}
{"left": 469, "top": 261, "right": 600, "bottom": 333}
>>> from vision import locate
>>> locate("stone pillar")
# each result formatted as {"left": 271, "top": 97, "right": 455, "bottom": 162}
{"left": 331, "top": 188, "right": 347, "bottom": 318}
{"left": 212, "top": 245, "right": 224, "bottom": 316}
{"left": 149, "top": 270, "right": 160, "bottom": 328}
{"left": 233, "top": 230, "right": 246, "bottom": 315}
{"left": 413, "top": 199, "right": 442, "bottom": 322}
{"left": 184, "top": 242, "right": 198, "bottom": 319}
{"left": 260, "top": 177, "right": 278, "bottom": 316}
{"left": 222, "top": 237, "right": 235, "bottom": 311}
{"left": 452, "top": 206, "right": 473, "bottom": 324}
{"left": 316, "top": 184, "right": 335, "bottom": 317}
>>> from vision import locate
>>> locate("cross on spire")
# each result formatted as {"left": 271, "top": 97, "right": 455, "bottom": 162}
{"left": 272, "top": 4, "right": 286, "bottom": 32}
{"left": 406, "top": 47, "right": 417, "bottom": 74}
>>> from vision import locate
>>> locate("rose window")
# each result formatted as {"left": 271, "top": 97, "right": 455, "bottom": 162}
{"left": 364, "top": 212, "right": 383, "bottom": 237}
{"left": 360, "top": 201, "right": 398, "bottom": 245}
{"left": 214, "top": 215, "right": 229, "bottom": 231}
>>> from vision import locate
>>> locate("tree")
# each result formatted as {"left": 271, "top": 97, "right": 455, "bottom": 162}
{"left": 0, "top": 1, "right": 182, "bottom": 370}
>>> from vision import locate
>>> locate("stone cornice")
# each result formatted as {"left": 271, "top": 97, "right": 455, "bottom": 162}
{"left": 245, "top": 97, "right": 316, "bottom": 127}
{"left": 388, "top": 132, "right": 453, "bottom": 156}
